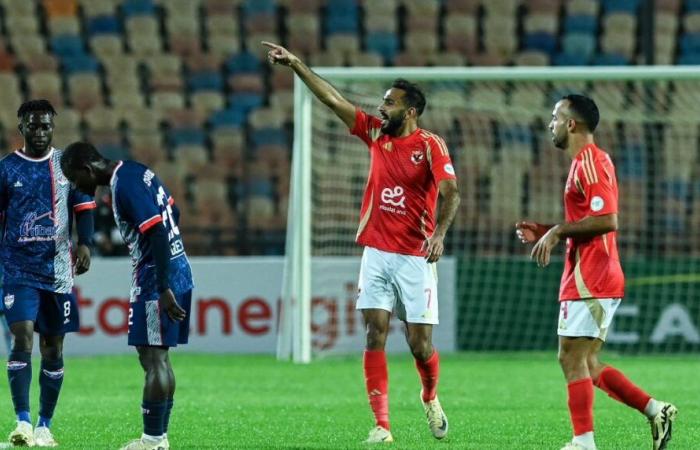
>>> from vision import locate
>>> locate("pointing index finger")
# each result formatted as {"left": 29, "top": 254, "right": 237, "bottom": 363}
{"left": 261, "top": 41, "right": 279, "bottom": 49}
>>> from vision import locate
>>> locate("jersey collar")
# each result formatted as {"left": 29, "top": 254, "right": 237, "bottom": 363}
{"left": 15, "top": 147, "right": 54, "bottom": 162}
{"left": 109, "top": 160, "right": 124, "bottom": 188}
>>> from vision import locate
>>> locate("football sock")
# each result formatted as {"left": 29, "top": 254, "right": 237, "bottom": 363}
{"left": 572, "top": 431, "right": 595, "bottom": 448}
{"left": 644, "top": 399, "right": 662, "bottom": 419}
{"left": 567, "top": 377, "right": 594, "bottom": 436}
{"left": 363, "top": 350, "right": 389, "bottom": 430}
{"left": 415, "top": 349, "right": 439, "bottom": 402}
{"left": 39, "top": 357, "right": 64, "bottom": 424}
{"left": 163, "top": 398, "right": 174, "bottom": 434}
{"left": 593, "top": 366, "right": 652, "bottom": 415}
{"left": 142, "top": 401, "right": 167, "bottom": 437}
{"left": 8, "top": 351, "right": 31, "bottom": 422}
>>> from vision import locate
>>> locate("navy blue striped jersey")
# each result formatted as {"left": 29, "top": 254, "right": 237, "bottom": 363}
{"left": 0, "top": 148, "right": 96, "bottom": 293}
{"left": 110, "top": 161, "right": 193, "bottom": 302}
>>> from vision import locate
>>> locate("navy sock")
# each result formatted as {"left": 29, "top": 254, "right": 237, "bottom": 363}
{"left": 7, "top": 351, "right": 31, "bottom": 421}
{"left": 39, "top": 357, "right": 64, "bottom": 424}
{"left": 163, "top": 399, "right": 174, "bottom": 434}
{"left": 142, "top": 401, "right": 167, "bottom": 437}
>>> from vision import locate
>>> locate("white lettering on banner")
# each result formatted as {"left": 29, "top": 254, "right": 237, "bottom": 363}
{"left": 606, "top": 305, "right": 639, "bottom": 344}
{"left": 650, "top": 303, "right": 700, "bottom": 344}
{"left": 28, "top": 257, "right": 456, "bottom": 356}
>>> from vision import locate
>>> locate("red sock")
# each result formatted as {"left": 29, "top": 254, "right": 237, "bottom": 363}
{"left": 593, "top": 366, "right": 651, "bottom": 413}
{"left": 415, "top": 350, "right": 439, "bottom": 402}
{"left": 567, "top": 378, "right": 594, "bottom": 436}
{"left": 364, "top": 350, "right": 389, "bottom": 430}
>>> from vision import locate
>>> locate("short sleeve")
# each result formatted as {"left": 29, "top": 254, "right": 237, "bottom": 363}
{"left": 425, "top": 134, "right": 457, "bottom": 184}
{"left": 350, "top": 107, "right": 383, "bottom": 146}
{"left": 115, "top": 177, "right": 163, "bottom": 234}
{"left": 70, "top": 188, "right": 96, "bottom": 213}
{"left": 576, "top": 153, "right": 618, "bottom": 216}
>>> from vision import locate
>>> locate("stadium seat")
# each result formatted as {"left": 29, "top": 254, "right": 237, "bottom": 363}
{"left": 87, "top": 15, "right": 120, "bottom": 35}
{"left": 562, "top": 33, "right": 597, "bottom": 58}
{"left": 42, "top": 0, "right": 78, "bottom": 17}
{"left": 523, "top": 13, "right": 559, "bottom": 34}
{"left": 564, "top": 15, "right": 598, "bottom": 33}
{"left": 553, "top": 52, "right": 590, "bottom": 65}
{"left": 602, "top": 0, "right": 641, "bottom": 12}
{"left": 225, "top": 51, "right": 261, "bottom": 74}
{"left": 50, "top": 35, "right": 84, "bottom": 57}
{"left": 567, "top": 0, "right": 600, "bottom": 15}
{"left": 151, "top": 91, "right": 185, "bottom": 113}
{"left": 523, "top": 32, "right": 558, "bottom": 54}
{"left": 161, "top": 0, "right": 201, "bottom": 17}
{"left": 365, "top": 32, "right": 399, "bottom": 63}
{"left": 62, "top": 54, "right": 100, "bottom": 74}
{"left": 365, "top": 14, "right": 397, "bottom": 33}
{"left": 48, "top": 17, "right": 81, "bottom": 36}
{"left": 122, "top": 0, "right": 156, "bottom": 17}
{"left": 680, "top": 33, "right": 700, "bottom": 55}
{"left": 167, "top": 128, "right": 207, "bottom": 147}
{"left": 347, "top": 50, "right": 384, "bottom": 66}
{"left": 5, "top": 16, "right": 40, "bottom": 34}
{"left": 655, "top": 0, "right": 681, "bottom": 13}
{"left": 393, "top": 51, "right": 430, "bottom": 67}
{"left": 444, "top": 0, "right": 480, "bottom": 14}
{"left": 188, "top": 72, "right": 224, "bottom": 92}
{"left": 404, "top": 31, "right": 439, "bottom": 53}
{"left": 514, "top": 50, "right": 550, "bottom": 66}
{"left": 243, "top": 0, "right": 277, "bottom": 16}
{"left": 429, "top": 52, "right": 466, "bottom": 66}
{"left": 309, "top": 50, "right": 345, "bottom": 66}
{"left": 208, "top": 35, "right": 241, "bottom": 56}
{"left": 79, "top": 0, "right": 116, "bottom": 18}
{"left": 209, "top": 108, "right": 247, "bottom": 129}
{"left": 191, "top": 91, "right": 225, "bottom": 116}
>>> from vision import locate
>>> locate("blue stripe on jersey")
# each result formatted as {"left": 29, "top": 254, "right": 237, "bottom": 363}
{"left": 110, "top": 161, "right": 194, "bottom": 302}
{"left": 0, "top": 148, "right": 93, "bottom": 293}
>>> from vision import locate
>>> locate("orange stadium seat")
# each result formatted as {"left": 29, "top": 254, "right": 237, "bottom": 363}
{"left": 42, "top": 0, "right": 78, "bottom": 18}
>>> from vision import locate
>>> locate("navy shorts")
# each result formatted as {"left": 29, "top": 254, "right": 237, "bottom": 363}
{"left": 2, "top": 285, "right": 80, "bottom": 335}
{"left": 128, "top": 290, "right": 191, "bottom": 347}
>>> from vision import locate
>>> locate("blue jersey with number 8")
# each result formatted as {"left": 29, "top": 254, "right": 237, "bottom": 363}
{"left": 110, "top": 161, "right": 193, "bottom": 303}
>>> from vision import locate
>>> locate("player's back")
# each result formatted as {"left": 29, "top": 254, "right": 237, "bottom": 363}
{"left": 110, "top": 160, "right": 193, "bottom": 302}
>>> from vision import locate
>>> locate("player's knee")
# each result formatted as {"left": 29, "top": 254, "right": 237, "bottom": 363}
{"left": 408, "top": 338, "right": 432, "bottom": 361}
{"left": 11, "top": 333, "right": 32, "bottom": 353}
{"left": 365, "top": 325, "right": 388, "bottom": 350}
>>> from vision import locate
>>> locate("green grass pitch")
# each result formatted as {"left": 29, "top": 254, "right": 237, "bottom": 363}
{"left": 0, "top": 353, "right": 695, "bottom": 449}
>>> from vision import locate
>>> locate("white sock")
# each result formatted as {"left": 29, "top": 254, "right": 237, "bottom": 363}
{"left": 573, "top": 431, "right": 595, "bottom": 448}
{"left": 644, "top": 398, "right": 661, "bottom": 419}
{"left": 141, "top": 433, "right": 163, "bottom": 443}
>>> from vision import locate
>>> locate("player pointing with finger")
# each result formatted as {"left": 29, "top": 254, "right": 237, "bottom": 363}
{"left": 264, "top": 41, "right": 460, "bottom": 444}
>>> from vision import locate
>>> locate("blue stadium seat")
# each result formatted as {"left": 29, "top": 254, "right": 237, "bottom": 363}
{"left": 688, "top": 0, "right": 700, "bottom": 12}
{"left": 98, "top": 144, "right": 130, "bottom": 160}
{"left": 677, "top": 53, "right": 700, "bottom": 65}
{"left": 680, "top": 34, "right": 700, "bottom": 55}
{"left": 228, "top": 93, "right": 264, "bottom": 116}
{"left": 325, "top": 0, "right": 358, "bottom": 14}
{"left": 616, "top": 144, "right": 646, "bottom": 180}
{"left": 51, "top": 35, "right": 85, "bottom": 57}
{"left": 523, "top": 32, "right": 558, "bottom": 55}
{"left": 247, "top": 179, "right": 274, "bottom": 197}
{"left": 564, "top": 15, "right": 597, "bottom": 34}
{"left": 122, "top": 0, "right": 156, "bottom": 17}
{"left": 365, "top": 32, "right": 399, "bottom": 62}
{"left": 562, "top": 33, "right": 596, "bottom": 59}
{"left": 602, "top": 0, "right": 640, "bottom": 12}
{"left": 325, "top": 15, "right": 358, "bottom": 34}
{"left": 87, "top": 16, "right": 121, "bottom": 35}
{"left": 593, "top": 53, "right": 629, "bottom": 65}
{"left": 553, "top": 52, "right": 590, "bottom": 66}
{"left": 251, "top": 128, "right": 287, "bottom": 147}
{"left": 209, "top": 109, "right": 247, "bottom": 129}
{"left": 167, "top": 128, "right": 207, "bottom": 147}
{"left": 662, "top": 180, "right": 690, "bottom": 201}
{"left": 243, "top": 0, "right": 277, "bottom": 16}
{"left": 62, "top": 55, "right": 100, "bottom": 74}
{"left": 498, "top": 125, "right": 534, "bottom": 146}
{"left": 188, "top": 72, "right": 224, "bottom": 92}
{"left": 225, "top": 52, "right": 262, "bottom": 75}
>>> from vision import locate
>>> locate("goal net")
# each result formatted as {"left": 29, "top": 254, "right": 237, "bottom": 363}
{"left": 280, "top": 66, "right": 700, "bottom": 363}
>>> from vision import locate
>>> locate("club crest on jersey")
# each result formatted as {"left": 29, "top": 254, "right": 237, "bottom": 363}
{"left": 382, "top": 142, "right": 393, "bottom": 152}
{"left": 12, "top": 180, "right": 22, "bottom": 188}
{"left": 4, "top": 294, "right": 14, "bottom": 309}
{"left": 411, "top": 150, "right": 424, "bottom": 165}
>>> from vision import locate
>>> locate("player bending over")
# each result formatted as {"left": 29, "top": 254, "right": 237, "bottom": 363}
{"left": 517, "top": 95, "right": 677, "bottom": 450}
{"left": 61, "top": 142, "right": 193, "bottom": 450}
{"left": 264, "top": 41, "right": 460, "bottom": 444}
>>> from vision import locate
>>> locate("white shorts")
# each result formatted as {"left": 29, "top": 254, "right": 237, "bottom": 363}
{"left": 557, "top": 298, "right": 621, "bottom": 341}
{"left": 355, "top": 247, "right": 439, "bottom": 324}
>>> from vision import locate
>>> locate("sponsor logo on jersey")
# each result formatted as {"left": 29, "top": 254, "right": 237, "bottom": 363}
{"left": 411, "top": 150, "right": 424, "bottom": 164}
{"left": 12, "top": 180, "right": 22, "bottom": 188}
{"left": 444, "top": 163, "right": 455, "bottom": 175}
{"left": 19, "top": 211, "right": 57, "bottom": 242}
{"left": 382, "top": 142, "right": 393, "bottom": 152}
{"left": 591, "top": 196, "right": 604, "bottom": 212}
{"left": 379, "top": 186, "right": 407, "bottom": 215}
{"left": 143, "top": 170, "right": 155, "bottom": 187}
{"left": 3, "top": 294, "right": 13, "bottom": 309}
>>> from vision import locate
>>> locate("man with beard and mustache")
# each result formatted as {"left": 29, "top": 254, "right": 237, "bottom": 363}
{"left": 516, "top": 95, "right": 677, "bottom": 450}
{"left": 0, "top": 100, "right": 95, "bottom": 447}
{"left": 263, "top": 41, "right": 460, "bottom": 444}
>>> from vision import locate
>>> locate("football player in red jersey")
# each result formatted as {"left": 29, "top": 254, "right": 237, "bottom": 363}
{"left": 264, "top": 41, "right": 460, "bottom": 443}
{"left": 517, "top": 95, "right": 677, "bottom": 450}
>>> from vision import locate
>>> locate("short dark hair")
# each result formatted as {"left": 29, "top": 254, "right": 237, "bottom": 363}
{"left": 392, "top": 78, "right": 426, "bottom": 116}
{"left": 561, "top": 94, "right": 599, "bottom": 132}
{"left": 17, "top": 99, "right": 57, "bottom": 120}
{"left": 61, "top": 141, "right": 104, "bottom": 171}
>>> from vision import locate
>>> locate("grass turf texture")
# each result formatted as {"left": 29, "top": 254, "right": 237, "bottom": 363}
{"left": 0, "top": 353, "right": 695, "bottom": 449}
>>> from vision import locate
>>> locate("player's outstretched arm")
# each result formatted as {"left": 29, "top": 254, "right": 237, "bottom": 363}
{"left": 423, "top": 179, "right": 460, "bottom": 263}
{"left": 515, "top": 221, "right": 553, "bottom": 244}
{"left": 262, "top": 41, "right": 356, "bottom": 129}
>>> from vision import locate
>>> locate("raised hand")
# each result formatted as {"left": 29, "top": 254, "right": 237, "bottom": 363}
{"left": 262, "top": 41, "right": 298, "bottom": 66}
{"left": 515, "top": 221, "right": 550, "bottom": 244}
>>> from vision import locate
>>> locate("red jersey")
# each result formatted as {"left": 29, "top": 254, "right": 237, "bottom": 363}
{"left": 350, "top": 108, "right": 457, "bottom": 256}
{"left": 559, "top": 143, "right": 625, "bottom": 301}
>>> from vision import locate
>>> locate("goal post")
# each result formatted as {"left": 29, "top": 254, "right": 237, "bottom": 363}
{"left": 279, "top": 66, "right": 700, "bottom": 363}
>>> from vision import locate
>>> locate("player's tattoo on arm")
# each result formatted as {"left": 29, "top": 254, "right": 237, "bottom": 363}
{"left": 434, "top": 179, "right": 460, "bottom": 238}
